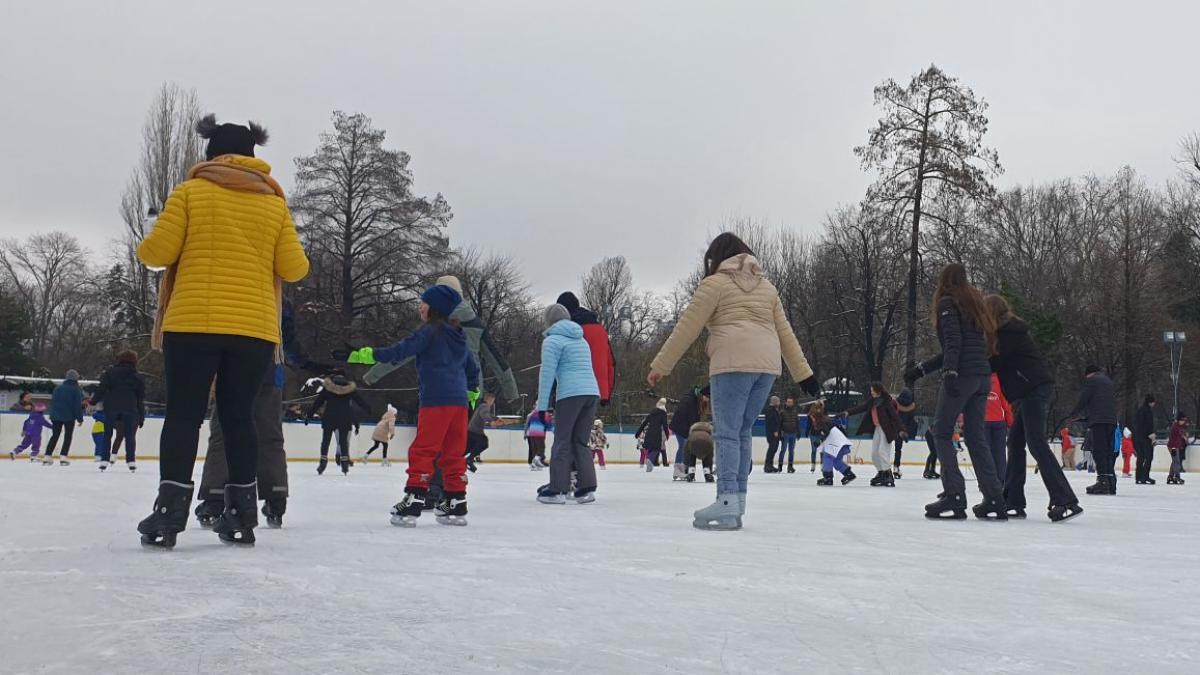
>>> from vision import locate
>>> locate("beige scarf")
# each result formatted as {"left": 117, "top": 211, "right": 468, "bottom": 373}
{"left": 151, "top": 156, "right": 289, "bottom": 362}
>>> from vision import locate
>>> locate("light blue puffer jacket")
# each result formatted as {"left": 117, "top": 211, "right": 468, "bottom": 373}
{"left": 537, "top": 320, "right": 599, "bottom": 410}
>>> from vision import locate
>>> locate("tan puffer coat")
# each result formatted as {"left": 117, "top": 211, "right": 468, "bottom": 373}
{"left": 650, "top": 254, "right": 813, "bottom": 380}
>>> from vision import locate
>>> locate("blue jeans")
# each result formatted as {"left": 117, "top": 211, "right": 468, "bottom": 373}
{"left": 710, "top": 372, "right": 776, "bottom": 494}
{"left": 780, "top": 433, "right": 797, "bottom": 468}
{"left": 674, "top": 435, "right": 687, "bottom": 465}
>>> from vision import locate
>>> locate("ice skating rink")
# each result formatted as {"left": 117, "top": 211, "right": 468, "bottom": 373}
{"left": 2, "top": 461, "right": 1197, "bottom": 675}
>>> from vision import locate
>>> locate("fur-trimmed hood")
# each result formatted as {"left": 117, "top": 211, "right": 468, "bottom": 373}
{"left": 323, "top": 376, "right": 357, "bottom": 396}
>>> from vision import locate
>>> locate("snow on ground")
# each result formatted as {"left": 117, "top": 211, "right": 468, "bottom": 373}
{"left": 1, "top": 460, "right": 1198, "bottom": 675}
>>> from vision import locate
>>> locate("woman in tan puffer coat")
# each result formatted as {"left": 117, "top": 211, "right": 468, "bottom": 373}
{"left": 648, "top": 232, "right": 820, "bottom": 530}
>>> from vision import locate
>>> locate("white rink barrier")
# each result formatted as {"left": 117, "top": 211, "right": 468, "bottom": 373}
{"left": 0, "top": 411, "right": 1193, "bottom": 471}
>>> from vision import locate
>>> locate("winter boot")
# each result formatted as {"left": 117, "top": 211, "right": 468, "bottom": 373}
{"left": 213, "top": 483, "right": 258, "bottom": 546}
{"left": 693, "top": 493, "right": 741, "bottom": 530}
{"left": 840, "top": 468, "right": 857, "bottom": 485}
{"left": 262, "top": 499, "right": 286, "bottom": 529}
{"left": 391, "top": 490, "right": 427, "bottom": 527}
{"left": 194, "top": 498, "right": 223, "bottom": 529}
{"left": 924, "top": 492, "right": 968, "bottom": 520}
{"left": 137, "top": 481, "right": 194, "bottom": 549}
{"left": 317, "top": 456, "right": 328, "bottom": 475}
{"left": 817, "top": 471, "right": 834, "bottom": 486}
{"left": 435, "top": 492, "right": 468, "bottom": 526}
{"left": 1048, "top": 502, "right": 1084, "bottom": 522}
{"left": 971, "top": 498, "right": 1009, "bottom": 521}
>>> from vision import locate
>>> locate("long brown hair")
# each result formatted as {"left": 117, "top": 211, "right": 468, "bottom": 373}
{"left": 703, "top": 232, "right": 754, "bottom": 277}
{"left": 808, "top": 399, "right": 832, "bottom": 433}
{"left": 931, "top": 264, "right": 997, "bottom": 355}
{"left": 983, "top": 294, "right": 1019, "bottom": 327}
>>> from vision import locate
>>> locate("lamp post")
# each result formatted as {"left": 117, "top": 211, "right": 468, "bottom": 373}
{"left": 1164, "top": 331, "right": 1187, "bottom": 421}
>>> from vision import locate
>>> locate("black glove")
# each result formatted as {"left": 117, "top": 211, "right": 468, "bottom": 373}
{"left": 798, "top": 375, "right": 821, "bottom": 398}
{"left": 354, "top": 426, "right": 360, "bottom": 436}
{"left": 903, "top": 364, "right": 924, "bottom": 384}
{"left": 943, "top": 370, "right": 960, "bottom": 398}
{"left": 600, "top": 399, "right": 610, "bottom": 407}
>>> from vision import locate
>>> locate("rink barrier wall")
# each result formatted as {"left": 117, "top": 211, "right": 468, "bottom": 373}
{"left": 0, "top": 411, "right": 1192, "bottom": 472}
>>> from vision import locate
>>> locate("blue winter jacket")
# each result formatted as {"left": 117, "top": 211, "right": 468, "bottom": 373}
{"left": 49, "top": 379, "right": 84, "bottom": 424}
{"left": 537, "top": 320, "right": 599, "bottom": 411}
{"left": 373, "top": 323, "right": 481, "bottom": 408}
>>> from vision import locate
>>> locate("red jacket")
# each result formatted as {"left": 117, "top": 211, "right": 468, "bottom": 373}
{"left": 1060, "top": 428, "right": 1074, "bottom": 450}
{"left": 985, "top": 374, "right": 1013, "bottom": 426}
{"left": 1168, "top": 423, "right": 1189, "bottom": 452}
{"left": 581, "top": 323, "right": 616, "bottom": 404}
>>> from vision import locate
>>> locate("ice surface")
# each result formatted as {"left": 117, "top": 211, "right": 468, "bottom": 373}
{"left": 1, "top": 460, "right": 1197, "bottom": 674}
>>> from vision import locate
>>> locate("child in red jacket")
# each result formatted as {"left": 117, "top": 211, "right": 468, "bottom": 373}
{"left": 1120, "top": 428, "right": 1135, "bottom": 478}
{"left": 984, "top": 374, "right": 1013, "bottom": 484}
{"left": 1060, "top": 428, "right": 1075, "bottom": 469}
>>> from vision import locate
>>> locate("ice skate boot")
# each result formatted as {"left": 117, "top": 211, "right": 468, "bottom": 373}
{"left": 391, "top": 490, "right": 426, "bottom": 527}
{"left": 194, "top": 499, "right": 223, "bottom": 529}
{"left": 98, "top": 460, "right": 109, "bottom": 471}
{"left": 532, "top": 456, "right": 547, "bottom": 469}
{"left": 571, "top": 488, "right": 596, "bottom": 505}
{"left": 817, "top": 471, "right": 834, "bottom": 486}
{"left": 435, "top": 492, "right": 468, "bottom": 526}
{"left": 894, "top": 467, "right": 902, "bottom": 479}
{"left": 787, "top": 465, "right": 795, "bottom": 474}
{"left": 424, "top": 486, "right": 444, "bottom": 511}
{"left": 1005, "top": 506, "right": 1027, "bottom": 519}
{"left": 673, "top": 463, "right": 688, "bottom": 481}
{"left": 693, "top": 493, "right": 741, "bottom": 531}
{"left": 466, "top": 456, "right": 478, "bottom": 474}
{"left": 685, "top": 469, "right": 695, "bottom": 483}
{"left": 971, "top": 498, "right": 1009, "bottom": 521}
{"left": 262, "top": 499, "right": 285, "bottom": 529}
{"left": 840, "top": 468, "right": 857, "bottom": 485}
{"left": 537, "top": 485, "right": 567, "bottom": 504}
{"left": 380, "top": 458, "right": 390, "bottom": 467}
{"left": 317, "top": 456, "right": 327, "bottom": 475}
{"left": 870, "top": 471, "right": 885, "bottom": 486}
{"left": 880, "top": 470, "right": 896, "bottom": 487}
{"left": 645, "top": 460, "right": 653, "bottom": 473}
{"left": 704, "top": 471, "right": 714, "bottom": 483}
{"left": 213, "top": 483, "right": 258, "bottom": 546}
{"left": 340, "top": 455, "right": 351, "bottom": 475}
{"left": 810, "top": 462, "right": 816, "bottom": 473}
{"left": 924, "top": 492, "right": 968, "bottom": 520}
{"left": 8, "top": 450, "right": 19, "bottom": 460}
{"left": 137, "top": 480, "right": 194, "bottom": 549}
{"left": 30, "top": 455, "right": 40, "bottom": 463}
{"left": 59, "top": 458, "right": 69, "bottom": 466}
{"left": 1048, "top": 502, "right": 1083, "bottom": 523}
{"left": 42, "top": 454, "right": 54, "bottom": 465}
{"left": 127, "top": 462, "right": 136, "bottom": 472}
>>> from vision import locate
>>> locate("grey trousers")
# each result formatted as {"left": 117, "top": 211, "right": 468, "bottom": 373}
{"left": 932, "top": 374, "right": 1004, "bottom": 500}
{"left": 549, "top": 395, "right": 599, "bottom": 494}
{"left": 199, "top": 381, "right": 288, "bottom": 503}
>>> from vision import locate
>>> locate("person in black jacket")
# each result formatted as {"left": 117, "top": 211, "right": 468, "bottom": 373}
{"left": 764, "top": 396, "right": 782, "bottom": 473}
{"left": 985, "top": 295, "right": 1081, "bottom": 521}
{"left": 305, "top": 371, "right": 371, "bottom": 475}
{"left": 844, "top": 383, "right": 906, "bottom": 487}
{"left": 1133, "top": 394, "right": 1157, "bottom": 485}
{"left": 904, "top": 264, "right": 1006, "bottom": 519}
{"left": 93, "top": 350, "right": 146, "bottom": 471}
{"left": 669, "top": 385, "right": 710, "bottom": 468}
{"left": 1070, "top": 365, "right": 1120, "bottom": 495}
{"left": 637, "top": 399, "right": 672, "bottom": 470}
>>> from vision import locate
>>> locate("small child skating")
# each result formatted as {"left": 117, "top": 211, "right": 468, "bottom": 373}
{"left": 363, "top": 404, "right": 397, "bottom": 466}
{"left": 810, "top": 402, "right": 857, "bottom": 486}
{"left": 683, "top": 421, "right": 715, "bottom": 483}
{"left": 90, "top": 405, "right": 106, "bottom": 462}
{"left": 525, "top": 410, "right": 551, "bottom": 470}
{"left": 11, "top": 403, "right": 52, "bottom": 461}
{"left": 343, "top": 284, "right": 481, "bottom": 526}
{"left": 590, "top": 419, "right": 608, "bottom": 469}
{"left": 1120, "top": 427, "right": 1135, "bottom": 478}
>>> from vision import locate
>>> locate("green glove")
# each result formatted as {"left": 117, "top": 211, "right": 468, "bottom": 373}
{"left": 347, "top": 347, "right": 376, "bottom": 365}
{"left": 467, "top": 389, "right": 481, "bottom": 407}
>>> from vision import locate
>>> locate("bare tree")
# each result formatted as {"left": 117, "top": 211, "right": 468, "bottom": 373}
{"left": 1178, "top": 133, "right": 1200, "bottom": 190}
{"left": 0, "top": 232, "right": 90, "bottom": 361}
{"left": 580, "top": 256, "right": 634, "bottom": 332}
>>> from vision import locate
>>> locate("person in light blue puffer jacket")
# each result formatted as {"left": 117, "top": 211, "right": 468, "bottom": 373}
{"left": 536, "top": 304, "right": 600, "bottom": 503}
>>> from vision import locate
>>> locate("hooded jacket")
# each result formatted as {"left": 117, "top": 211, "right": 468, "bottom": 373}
{"left": 137, "top": 155, "right": 309, "bottom": 344}
{"left": 362, "top": 299, "right": 518, "bottom": 402}
{"left": 985, "top": 374, "right": 1014, "bottom": 425}
{"left": 557, "top": 293, "right": 616, "bottom": 404}
{"left": 650, "top": 254, "right": 813, "bottom": 380}
{"left": 765, "top": 404, "right": 782, "bottom": 437}
{"left": 305, "top": 375, "right": 371, "bottom": 429}
{"left": 22, "top": 408, "right": 52, "bottom": 438}
{"left": 536, "top": 319, "right": 599, "bottom": 410}
{"left": 372, "top": 405, "right": 397, "bottom": 443}
{"left": 1070, "top": 372, "right": 1118, "bottom": 426}
{"left": 669, "top": 389, "right": 704, "bottom": 437}
{"left": 988, "top": 318, "right": 1053, "bottom": 401}
{"left": 49, "top": 379, "right": 84, "bottom": 424}
{"left": 94, "top": 363, "right": 145, "bottom": 421}
{"left": 636, "top": 406, "right": 671, "bottom": 450}
{"left": 684, "top": 421, "right": 714, "bottom": 461}
{"left": 373, "top": 322, "right": 481, "bottom": 408}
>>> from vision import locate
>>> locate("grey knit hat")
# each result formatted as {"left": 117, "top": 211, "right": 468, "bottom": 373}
{"left": 65, "top": 369, "right": 80, "bottom": 381}
{"left": 544, "top": 303, "right": 571, "bottom": 327}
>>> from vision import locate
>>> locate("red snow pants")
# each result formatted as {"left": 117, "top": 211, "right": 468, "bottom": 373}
{"left": 406, "top": 406, "right": 468, "bottom": 493}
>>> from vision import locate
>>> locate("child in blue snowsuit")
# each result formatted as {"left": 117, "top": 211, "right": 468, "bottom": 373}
{"left": 91, "top": 407, "right": 107, "bottom": 459}
{"left": 11, "top": 404, "right": 53, "bottom": 460}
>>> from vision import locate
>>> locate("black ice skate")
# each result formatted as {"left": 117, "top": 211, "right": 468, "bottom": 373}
{"left": 391, "top": 490, "right": 426, "bottom": 527}
{"left": 870, "top": 471, "right": 885, "bottom": 486}
{"left": 435, "top": 492, "right": 468, "bottom": 526}
{"left": 1005, "top": 506, "right": 1027, "bottom": 519}
{"left": 925, "top": 492, "right": 968, "bottom": 520}
{"left": 317, "top": 456, "right": 328, "bottom": 475}
{"left": 971, "top": 498, "right": 1009, "bottom": 521}
{"left": 213, "top": 483, "right": 258, "bottom": 546}
{"left": 1048, "top": 502, "right": 1083, "bottom": 522}
{"left": 339, "top": 455, "right": 351, "bottom": 475}
{"left": 817, "top": 471, "right": 834, "bottom": 486}
{"left": 137, "top": 480, "right": 194, "bottom": 549}
{"left": 194, "top": 499, "right": 223, "bottom": 529}
{"left": 1085, "top": 475, "right": 1106, "bottom": 495}
{"left": 704, "top": 471, "right": 715, "bottom": 483}
{"left": 262, "top": 499, "right": 286, "bottom": 529}
{"left": 880, "top": 470, "right": 896, "bottom": 487}
{"left": 840, "top": 468, "right": 857, "bottom": 485}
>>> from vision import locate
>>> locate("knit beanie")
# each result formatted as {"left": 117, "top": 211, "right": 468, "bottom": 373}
{"left": 422, "top": 284, "right": 462, "bottom": 317}
{"left": 435, "top": 275, "right": 463, "bottom": 294}
{"left": 556, "top": 292, "right": 581, "bottom": 313}
{"left": 65, "top": 369, "right": 79, "bottom": 381}
{"left": 770, "top": 395, "right": 780, "bottom": 406}
{"left": 657, "top": 398, "right": 667, "bottom": 410}
{"left": 196, "top": 114, "right": 268, "bottom": 160}
{"left": 1084, "top": 364, "right": 1100, "bottom": 376}
{"left": 544, "top": 303, "right": 570, "bottom": 327}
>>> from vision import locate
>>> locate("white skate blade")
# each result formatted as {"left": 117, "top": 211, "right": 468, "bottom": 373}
{"left": 390, "top": 515, "right": 419, "bottom": 528}
{"left": 435, "top": 515, "right": 468, "bottom": 526}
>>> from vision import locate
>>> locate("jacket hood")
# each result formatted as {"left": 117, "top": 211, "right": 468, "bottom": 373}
{"left": 545, "top": 319, "right": 585, "bottom": 339}
{"left": 717, "top": 253, "right": 764, "bottom": 293}
{"left": 187, "top": 155, "right": 284, "bottom": 198}
{"left": 998, "top": 318, "right": 1031, "bottom": 335}
{"left": 322, "top": 376, "right": 358, "bottom": 396}
{"left": 450, "top": 300, "right": 477, "bottom": 323}
{"left": 381, "top": 404, "right": 397, "bottom": 421}
{"left": 568, "top": 306, "right": 599, "bottom": 325}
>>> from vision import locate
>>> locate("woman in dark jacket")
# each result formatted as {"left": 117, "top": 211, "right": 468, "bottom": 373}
{"left": 636, "top": 399, "right": 672, "bottom": 470}
{"left": 44, "top": 369, "right": 85, "bottom": 464}
{"left": 1133, "top": 395, "right": 1157, "bottom": 484}
{"left": 985, "top": 295, "right": 1082, "bottom": 522}
{"left": 94, "top": 351, "right": 146, "bottom": 471}
{"left": 904, "top": 265, "right": 1006, "bottom": 519}
{"left": 844, "top": 383, "right": 905, "bottom": 487}
{"left": 305, "top": 371, "right": 370, "bottom": 475}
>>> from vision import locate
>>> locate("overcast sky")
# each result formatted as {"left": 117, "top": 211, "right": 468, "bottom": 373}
{"left": 2, "top": 1, "right": 1197, "bottom": 300}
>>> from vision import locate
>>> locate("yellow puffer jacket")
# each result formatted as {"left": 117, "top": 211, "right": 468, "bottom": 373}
{"left": 137, "top": 155, "right": 309, "bottom": 344}
{"left": 650, "top": 254, "right": 813, "bottom": 379}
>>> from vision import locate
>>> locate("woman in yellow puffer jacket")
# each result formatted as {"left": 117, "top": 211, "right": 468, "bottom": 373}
{"left": 134, "top": 114, "right": 309, "bottom": 549}
{"left": 648, "top": 232, "right": 820, "bottom": 531}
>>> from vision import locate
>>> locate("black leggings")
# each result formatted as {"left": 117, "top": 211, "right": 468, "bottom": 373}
{"left": 365, "top": 440, "right": 389, "bottom": 458}
{"left": 158, "top": 332, "right": 275, "bottom": 485}
{"left": 321, "top": 426, "right": 351, "bottom": 459}
{"left": 46, "top": 421, "right": 75, "bottom": 457}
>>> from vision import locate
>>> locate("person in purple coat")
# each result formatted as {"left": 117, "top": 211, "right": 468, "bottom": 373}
{"left": 11, "top": 403, "right": 53, "bottom": 460}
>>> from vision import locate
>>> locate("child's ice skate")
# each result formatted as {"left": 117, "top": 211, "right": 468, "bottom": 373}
{"left": 435, "top": 492, "right": 468, "bottom": 526}
{"left": 391, "top": 490, "right": 426, "bottom": 527}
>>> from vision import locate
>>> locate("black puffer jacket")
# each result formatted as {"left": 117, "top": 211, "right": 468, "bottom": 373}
{"left": 669, "top": 391, "right": 702, "bottom": 438}
{"left": 920, "top": 296, "right": 991, "bottom": 377}
{"left": 780, "top": 406, "right": 800, "bottom": 434}
{"left": 989, "top": 319, "right": 1053, "bottom": 401}
{"left": 1070, "top": 372, "right": 1118, "bottom": 426}
{"left": 94, "top": 363, "right": 146, "bottom": 421}
{"left": 306, "top": 375, "right": 371, "bottom": 430}
{"left": 636, "top": 407, "right": 670, "bottom": 450}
